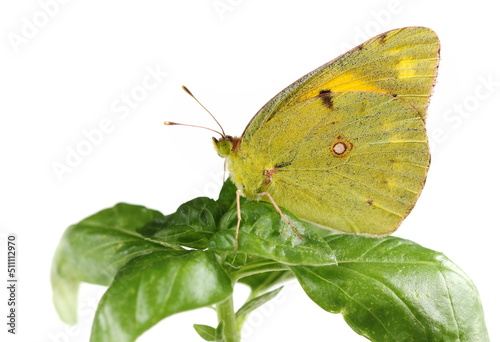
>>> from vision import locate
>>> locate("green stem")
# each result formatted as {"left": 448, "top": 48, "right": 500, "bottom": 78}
{"left": 216, "top": 294, "right": 239, "bottom": 342}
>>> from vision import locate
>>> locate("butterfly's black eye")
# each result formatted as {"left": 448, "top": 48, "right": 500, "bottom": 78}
{"left": 226, "top": 136, "right": 233, "bottom": 142}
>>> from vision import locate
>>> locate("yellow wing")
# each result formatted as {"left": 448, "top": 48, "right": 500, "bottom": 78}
{"left": 242, "top": 27, "right": 439, "bottom": 142}
{"left": 227, "top": 26, "right": 438, "bottom": 235}
{"left": 230, "top": 91, "right": 429, "bottom": 235}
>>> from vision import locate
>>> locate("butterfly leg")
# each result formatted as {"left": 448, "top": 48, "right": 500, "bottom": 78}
{"left": 233, "top": 189, "right": 242, "bottom": 252}
{"left": 261, "top": 192, "right": 304, "bottom": 241}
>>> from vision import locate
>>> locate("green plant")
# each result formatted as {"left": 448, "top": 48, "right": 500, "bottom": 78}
{"left": 51, "top": 180, "right": 489, "bottom": 341}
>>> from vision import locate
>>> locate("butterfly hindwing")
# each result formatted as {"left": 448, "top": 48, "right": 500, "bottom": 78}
{"left": 238, "top": 91, "right": 428, "bottom": 235}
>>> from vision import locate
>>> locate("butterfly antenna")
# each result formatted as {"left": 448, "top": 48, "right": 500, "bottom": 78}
{"left": 164, "top": 121, "right": 224, "bottom": 138}
{"left": 182, "top": 85, "right": 226, "bottom": 136}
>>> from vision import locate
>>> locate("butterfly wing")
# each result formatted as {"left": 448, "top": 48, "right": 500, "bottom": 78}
{"left": 229, "top": 27, "right": 439, "bottom": 235}
{"left": 233, "top": 91, "right": 429, "bottom": 235}
{"left": 242, "top": 27, "right": 439, "bottom": 143}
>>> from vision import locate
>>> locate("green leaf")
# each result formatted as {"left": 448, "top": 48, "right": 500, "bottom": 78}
{"left": 232, "top": 258, "right": 292, "bottom": 294}
{"left": 91, "top": 250, "right": 233, "bottom": 342}
{"left": 290, "top": 235, "right": 489, "bottom": 342}
{"left": 209, "top": 200, "right": 337, "bottom": 266}
{"left": 215, "top": 321, "right": 225, "bottom": 342}
{"left": 217, "top": 179, "right": 237, "bottom": 212}
{"left": 193, "top": 324, "right": 217, "bottom": 341}
{"left": 235, "top": 286, "right": 283, "bottom": 320}
{"left": 51, "top": 203, "right": 176, "bottom": 325}
{"left": 238, "top": 270, "right": 293, "bottom": 294}
{"left": 138, "top": 197, "right": 223, "bottom": 249}
{"left": 193, "top": 322, "right": 226, "bottom": 342}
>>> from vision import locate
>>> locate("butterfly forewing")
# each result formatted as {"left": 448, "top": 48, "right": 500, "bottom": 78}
{"left": 242, "top": 26, "right": 439, "bottom": 143}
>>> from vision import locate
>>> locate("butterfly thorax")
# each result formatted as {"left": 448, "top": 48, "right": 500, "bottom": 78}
{"left": 213, "top": 135, "right": 269, "bottom": 200}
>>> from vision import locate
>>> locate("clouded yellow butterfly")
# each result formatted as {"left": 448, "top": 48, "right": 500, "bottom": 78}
{"left": 172, "top": 26, "right": 439, "bottom": 244}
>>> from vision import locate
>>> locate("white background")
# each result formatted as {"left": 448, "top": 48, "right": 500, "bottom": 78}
{"left": 1, "top": 0, "right": 499, "bottom": 341}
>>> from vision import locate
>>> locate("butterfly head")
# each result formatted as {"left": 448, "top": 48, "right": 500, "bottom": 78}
{"left": 212, "top": 135, "right": 240, "bottom": 158}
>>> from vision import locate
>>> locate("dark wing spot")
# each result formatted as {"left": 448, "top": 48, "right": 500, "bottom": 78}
{"left": 275, "top": 161, "right": 292, "bottom": 168}
{"left": 379, "top": 34, "right": 387, "bottom": 44}
{"left": 367, "top": 199, "right": 373, "bottom": 205}
{"left": 318, "top": 89, "right": 334, "bottom": 109}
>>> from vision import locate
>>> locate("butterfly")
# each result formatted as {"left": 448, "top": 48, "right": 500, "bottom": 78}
{"left": 171, "top": 27, "right": 439, "bottom": 245}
